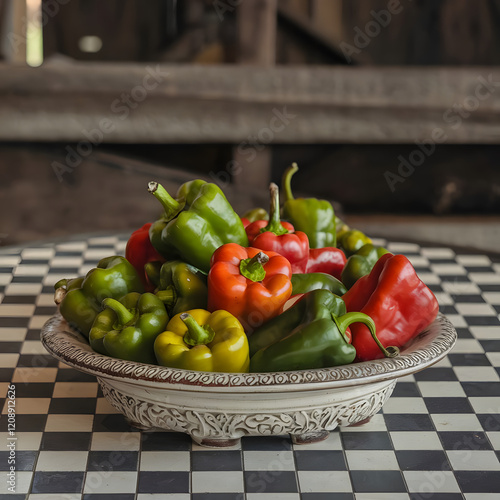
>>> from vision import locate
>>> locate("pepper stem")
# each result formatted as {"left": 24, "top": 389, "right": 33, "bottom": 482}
{"left": 102, "top": 298, "right": 135, "bottom": 326}
{"left": 239, "top": 252, "right": 269, "bottom": 282}
{"left": 148, "top": 181, "right": 183, "bottom": 219}
{"left": 155, "top": 288, "right": 175, "bottom": 307}
{"left": 181, "top": 313, "right": 215, "bottom": 346}
{"left": 54, "top": 278, "right": 68, "bottom": 290}
{"left": 54, "top": 287, "right": 66, "bottom": 305}
{"left": 333, "top": 312, "right": 399, "bottom": 358}
{"left": 281, "top": 162, "right": 299, "bottom": 203}
{"left": 260, "top": 183, "right": 288, "bottom": 236}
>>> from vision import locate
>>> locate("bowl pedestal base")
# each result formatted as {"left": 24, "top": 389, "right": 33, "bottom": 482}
{"left": 125, "top": 418, "right": 371, "bottom": 446}
{"left": 291, "top": 430, "right": 330, "bottom": 445}
{"left": 101, "top": 377, "right": 395, "bottom": 448}
{"left": 124, "top": 419, "right": 362, "bottom": 447}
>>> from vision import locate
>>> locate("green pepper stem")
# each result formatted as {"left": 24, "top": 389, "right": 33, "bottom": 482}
{"left": 156, "top": 288, "right": 175, "bottom": 307}
{"left": 281, "top": 162, "right": 299, "bottom": 203}
{"left": 148, "top": 181, "right": 183, "bottom": 219}
{"left": 239, "top": 252, "right": 269, "bottom": 282}
{"left": 54, "top": 278, "right": 68, "bottom": 290}
{"left": 102, "top": 298, "right": 135, "bottom": 326}
{"left": 181, "top": 313, "right": 215, "bottom": 346}
{"left": 261, "top": 183, "right": 288, "bottom": 236}
{"left": 333, "top": 311, "right": 399, "bottom": 358}
{"left": 54, "top": 287, "right": 66, "bottom": 305}
{"left": 54, "top": 278, "right": 70, "bottom": 305}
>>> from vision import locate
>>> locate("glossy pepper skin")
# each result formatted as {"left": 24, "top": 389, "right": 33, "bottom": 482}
{"left": 241, "top": 207, "right": 268, "bottom": 223}
{"left": 125, "top": 223, "right": 166, "bottom": 292}
{"left": 240, "top": 217, "right": 251, "bottom": 229}
{"left": 54, "top": 256, "right": 144, "bottom": 338}
{"left": 245, "top": 183, "right": 309, "bottom": 273}
{"left": 306, "top": 247, "right": 347, "bottom": 280}
{"left": 335, "top": 216, "right": 350, "bottom": 237}
{"left": 154, "top": 309, "right": 249, "bottom": 373}
{"left": 337, "top": 229, "right": 372, "bottom": 257}
{"left": 291, "top": 272, "right": 347, "bottom": 297}
{"left": 341, "top": 244, "right": 390, "bottom": 289}
{"left": 155, "top": 260, "right": 208, "bottom": 316}
{"left": 281, "top": 163, "right": 336, "bottom": 249}
{"left": 248, "top": 289, "right": 338, "bottom": 357}
{"left": 208, "top": 243, "right": 292, "bottom": 333}
{"left": 148, "top": 180, "right": 248, "bottom": 273}
{"left": 250, "top": 289, "right": 393, "bottom": 372}
{"left": 89, "top": 292, "right": 169, "bottom": 364}
{"left": 343, "top": 253, "right": 439, "bottom": 361}
{"left": 241, "top": 210, "right": 268, "bottom": 229}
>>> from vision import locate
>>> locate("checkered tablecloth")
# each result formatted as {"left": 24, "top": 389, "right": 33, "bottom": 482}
{"left": 1, "top": 233, "right": 500, "bottom": 499}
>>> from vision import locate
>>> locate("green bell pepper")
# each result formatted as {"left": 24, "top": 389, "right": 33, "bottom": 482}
{"left": 337, "top": 229, "right": 372, "bottom": 257}
{"left": 89, "top": 292, "right": 169, "bottom": 364}
{"left": 341, "top": 244, "right": 390, "bottom": 289}
{"left": 54, "top": 256, "right": 144, "bottom": 338}
{"left": 249, "top": 288, "right": 352, "bottom": 359}
{"left": 335, "top": 216, "right": 350, "bottom": 236}
{"left": 148, "top": 180, "right": 248, "bottom": 273}
{"left": 241, "top": 207, "right": 268, "bottom": 222}
{"left": 155, "top": 260, "right": 208, "bottom": 316}
{"left": 281, "top": 163, "right": 336, "bottom": 248}
{"left": 143, "top": 261, "right": 162, "bottom": 289}
{"left": 249, "top": 289, "right": 386, "bottom": 372}
{"left": 291, "top": 272, "right": 347, "bottom": 297}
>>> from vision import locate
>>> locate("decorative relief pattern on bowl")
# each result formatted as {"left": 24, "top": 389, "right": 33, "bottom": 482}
{"left": 41, "top": 313, "right": 456, "bottom": 388}
{"left": 99, "top": 380, "right": 396, "bottom": 439}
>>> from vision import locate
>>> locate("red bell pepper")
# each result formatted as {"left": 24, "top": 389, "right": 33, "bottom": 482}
{"left": 125, "top": 223, "right": 165, "bottom": 292}
{"left": 240, "top": 217, "right": 251, "bottom": 229}
{"left": 343, "top": 253, "right": 439, "bottom": 361}
{"left": 208, "top": 242, "right": 292, "bottom": 333}
{"left": 245, "top": 183, "right": 309, "bottom": 273}
{"left": 306, "top": 247, "right": 346, "bottom": 280}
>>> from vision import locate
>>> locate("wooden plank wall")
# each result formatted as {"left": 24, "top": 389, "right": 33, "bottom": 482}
{"left": 339, "top": 0, "right": 500, "bottom": 65}
{"left": 42, "top": 0, "right": 168, "bottom": 61}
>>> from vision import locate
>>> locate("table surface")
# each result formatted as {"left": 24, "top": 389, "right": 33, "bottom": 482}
{"left": 1, "top": 233, "right": 500, "bottom": 500}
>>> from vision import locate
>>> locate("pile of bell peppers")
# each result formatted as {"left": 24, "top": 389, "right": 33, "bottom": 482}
{"left": 53, "top": 169, "right": 439, "bottom": 373}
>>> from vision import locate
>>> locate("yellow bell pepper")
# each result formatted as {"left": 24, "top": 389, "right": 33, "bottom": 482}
{"left": 154, "top": 309, "right": 250, "bottom": 373}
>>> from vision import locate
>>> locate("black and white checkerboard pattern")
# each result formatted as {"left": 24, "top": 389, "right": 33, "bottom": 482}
{"left": 0, "top": 234, "right": 499, "bottom": 499}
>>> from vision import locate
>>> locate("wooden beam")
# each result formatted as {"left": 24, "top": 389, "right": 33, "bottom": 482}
{"left": 236, "top": 0, "right": 276, "bottom": 187}
{"left": 2, "top": 63, "right": 500, "bottom": 143}
{"left": 1, "top": 0, "right": 27, "bottom": 63}
{"left": 237, "top": 0, "right": 277, "bottom": 66}
{"left": 278, "top": 0, "right": 344, "bottom": 57}
{"left": 309, "top": 0, "right": 343, "bottom": 41}
{"left": 232, "top": 145, "right": 272, "bottom": 191}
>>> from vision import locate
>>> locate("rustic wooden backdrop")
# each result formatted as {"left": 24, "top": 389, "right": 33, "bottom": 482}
{"left": 1, "top": 0, "right": 500, "bottom": 246}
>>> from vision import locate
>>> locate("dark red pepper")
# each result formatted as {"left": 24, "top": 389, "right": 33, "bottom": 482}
{"left": 125, "top": 223, "right": 165, "bottom": 292}
{"left": 306, "top": 247, "right": 347, "bottom": 280}
{"left": 342, "top": 253, "right": 439, "bottom": 361}
{"left": 245, "top": 183, "right": 309, "bottom": 273}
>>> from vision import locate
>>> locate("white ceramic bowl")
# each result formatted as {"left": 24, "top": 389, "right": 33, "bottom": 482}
{"left": 41, "top": 313, "right": 456, "bottom": 447}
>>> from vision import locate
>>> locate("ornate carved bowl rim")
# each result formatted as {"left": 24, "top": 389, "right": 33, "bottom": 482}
{"left": 41, "top": 313, "right": 456, "bottom": 393}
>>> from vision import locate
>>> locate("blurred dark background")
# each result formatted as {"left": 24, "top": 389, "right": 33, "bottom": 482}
{"left": 1, "top": 0, "right": 499, "bottom": 249}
